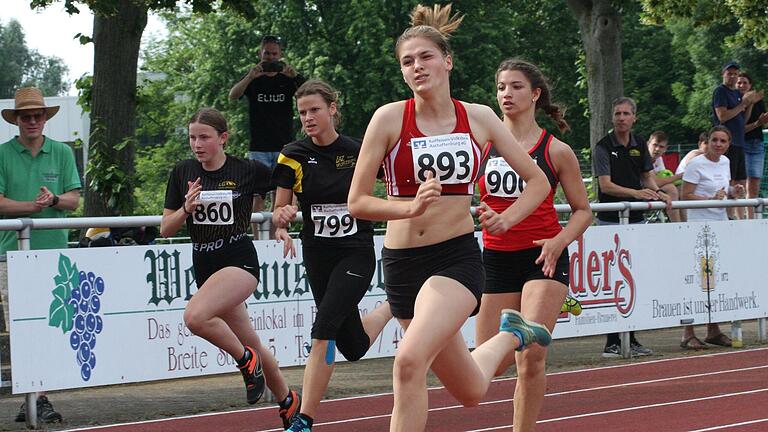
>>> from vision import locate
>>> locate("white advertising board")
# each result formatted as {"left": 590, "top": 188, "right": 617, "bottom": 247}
{"left": 554, "top": 220, "right": 768, "bottom": 337}
{"left": 8, "top": 220, "right": 768, "bottom": 393}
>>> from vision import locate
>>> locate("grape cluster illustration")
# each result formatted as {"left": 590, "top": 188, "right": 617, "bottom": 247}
{"left": 66, "top": 271, "right": 105, "bottom": 381}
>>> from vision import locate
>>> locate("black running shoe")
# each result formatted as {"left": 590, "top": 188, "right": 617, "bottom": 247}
{"left": 238, "top": 346, "right": 265, "bottom": 404}
{"left": 16, "top": 396, "right": 63, "bottom": 423}
{"left": 279, "top": 389, "right": 302, "bottom": 429}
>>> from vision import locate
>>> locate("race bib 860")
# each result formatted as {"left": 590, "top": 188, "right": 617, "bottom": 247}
{"left": 311, "top": 203, "right": 357, "bottom": 238}
{"left": 411, "top": 133, "right": 474, "bottom": 184}
{"left": 193, "top": 190, "right": 234, "bottom": 225}
{"left": 485, "top": 157, "right": 525, "bottom": 198}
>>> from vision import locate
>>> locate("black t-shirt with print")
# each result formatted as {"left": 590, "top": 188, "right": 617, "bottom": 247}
{"left": 164, "top": 155, "right": 272, "bottom": 247}
{"left": 243, "top": 73, "right": 306, "bottom": 152}
{"left": 272, "top": 135, "right": 374, "bottom": 248}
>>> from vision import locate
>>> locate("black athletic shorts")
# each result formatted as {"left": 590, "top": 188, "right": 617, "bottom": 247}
{"left": 483, "top": 246, "right": 569, "bottom": 294}
{"left": 382, "top": 233, "right": 484, "bottom": 320}
{"left": 192, "top": 238, "right": 260, "bottom": 288}
{"left": 302, "top": 246, "right": 375, "bottom": 361}
{"left": 726, "top": 144, "right": 747, "bottom": 181}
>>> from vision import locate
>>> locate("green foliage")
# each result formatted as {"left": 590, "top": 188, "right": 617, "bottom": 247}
{"left": 621, "top": 2, "right": 697, "bottom": 143}
{"left": 133, "top": 1, "right": 593, "bottom": 214}
{"left": 0, "top": 19, "right": 69, "bottom": 98}
{"left": 86, "top": 122, "right": 136, "bottom": 214}
{"left": 640, "top": 0, "right": 768, "bottom": 50}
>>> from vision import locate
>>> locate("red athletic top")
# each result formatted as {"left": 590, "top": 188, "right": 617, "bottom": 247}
{"left": 478, "top": 129, "right": 562, "bottom": 251}
{"left": 382, "top": 98, "right": 483, "bottom": 197}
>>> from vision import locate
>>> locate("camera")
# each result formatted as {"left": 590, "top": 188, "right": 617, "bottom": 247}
{"left": 261, "top": 61, "right": 285, "bottom": 73}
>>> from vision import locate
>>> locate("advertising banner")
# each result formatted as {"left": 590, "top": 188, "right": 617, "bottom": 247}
{"left": 8, "top": 220, "right": 767, "bottom": 393}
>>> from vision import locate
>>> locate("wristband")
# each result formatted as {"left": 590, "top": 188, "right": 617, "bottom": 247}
{"left": 49, "top": 195, "right": 60, "bottom": 207}
{"left": 184, "top": 206, "right": 193, "bottom": 215}
{"left": 656, "top": 189, "right": 664, "bottom": 194}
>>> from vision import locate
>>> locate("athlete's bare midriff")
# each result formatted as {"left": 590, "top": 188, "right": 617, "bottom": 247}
{"left": 383, "top": 194, "right": 474, "bottom": 249}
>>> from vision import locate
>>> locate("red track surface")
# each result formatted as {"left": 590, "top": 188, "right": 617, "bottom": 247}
{"left": 64, "top": 347, "right": 768, "bottom": 432}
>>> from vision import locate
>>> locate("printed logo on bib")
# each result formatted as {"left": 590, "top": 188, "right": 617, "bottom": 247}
{"left": 310, "top": 203, "right": 357, "bottom": 238}
{"left": 485, "top": 157, "right": 525, "bottom": 198}
{"left": 411, "top": 133, "right": 474, "bottom": 184}
{"left": 193, "top": 190, "right": 234, "bottom": 225}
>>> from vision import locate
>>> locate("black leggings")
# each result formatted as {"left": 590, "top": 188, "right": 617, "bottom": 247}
{"left": 303, "top": 246, "right": 375, "bottom": 361}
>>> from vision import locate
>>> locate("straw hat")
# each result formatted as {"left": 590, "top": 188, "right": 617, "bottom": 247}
{"left": 1, "top": 87, "right": 60, "bottom": 125}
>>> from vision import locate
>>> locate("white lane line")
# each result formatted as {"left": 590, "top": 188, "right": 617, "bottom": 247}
{"left": 687, "top": 418, "right": 768, "bottom": 431}
{"left": 287, "top": 364, "right": 768, "bottom": 431}
{"left": 62, "top": 348, "right": 768, "bottom": 432}
{"left": 464, "top": 388, "right": 768, "bottom": 432}
{"left": 424, "top": 364, "right": 768, "bottom": 415}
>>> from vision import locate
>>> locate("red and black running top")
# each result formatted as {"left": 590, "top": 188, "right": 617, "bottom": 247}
{"left": 478, "top": 129, "right": 561, "bottom": 251}
{"left": 381, "top": 98, "right": 483, "bottom": 197}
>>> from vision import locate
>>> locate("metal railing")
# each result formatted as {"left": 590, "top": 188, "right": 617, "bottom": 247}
{"left": 2, "top": 198, "right": 766, "bottom": 428}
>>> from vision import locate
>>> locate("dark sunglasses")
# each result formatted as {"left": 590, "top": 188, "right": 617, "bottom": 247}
{"left": 18, "top": 112, "right": 45, "bottom": 123}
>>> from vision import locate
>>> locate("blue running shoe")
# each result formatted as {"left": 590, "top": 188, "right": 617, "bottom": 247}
{"left": 285, "top": 415, "right": 312, "bottom": 432}
{"left": 499, "top": 309, "right": 552, "bottom": 351}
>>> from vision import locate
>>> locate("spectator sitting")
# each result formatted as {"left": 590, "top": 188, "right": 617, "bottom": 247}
{"left": 593, "top": 96, "right": 671, "bottom": 358}
{"left": 675, "top": 132, "right": 709, "bottom": 222}
{"left": 647, "top": 131, "right": 682, "bottom": 222}
{"left": 680, "top": 125, "right": 744, "bottom": 349}
{"left": 676, "top": 132, "right": 709, "bottom": 176}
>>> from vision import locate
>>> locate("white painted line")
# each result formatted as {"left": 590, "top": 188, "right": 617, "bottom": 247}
{"left": 687, "top": 418, "right": 768, "bottom": 431}
{"left": 62, "top": 347, "right": 768, "bottom": 432}
{"left": 464, "top": 388, "right": 768, "bottom": 432}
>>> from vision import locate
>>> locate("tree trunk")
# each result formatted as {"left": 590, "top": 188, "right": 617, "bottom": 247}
{"left": 566, "top": 0, "right": 623, "bottom": 175}
{"left": 85, "top": 0, "right": 147, "bottom": 216}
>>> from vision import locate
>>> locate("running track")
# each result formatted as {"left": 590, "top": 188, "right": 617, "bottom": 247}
{"left": 64, "top": 347, "right": 768, "bottom": 431}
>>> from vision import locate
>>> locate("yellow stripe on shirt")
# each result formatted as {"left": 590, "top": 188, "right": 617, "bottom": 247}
{"left": 277, "top": 154, "right": 304, "bottom": 193}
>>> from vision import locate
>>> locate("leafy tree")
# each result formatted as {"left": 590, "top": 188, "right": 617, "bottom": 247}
{"left": 566, "top": 0, "right": 624, "bottom": 165}
{"left": 132, "top": 1, "right": 591, "bottom": 214}
{"left": 639, "top": 0, "right": 768, "bottom": 138}
{"left": 29, "top": 0, "right": 255, "bottom": 217}
{"left": 0, "top": 18, "right": 69, "bottom": 98}
{"left": 640, "top": 0, "right": 768, "bottom": 50}
{"left": 620, "top": 2, "right": 698, "bottom": 144}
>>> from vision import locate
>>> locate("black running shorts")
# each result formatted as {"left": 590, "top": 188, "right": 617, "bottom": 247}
{"left": 302, "top": 246, "right": 375, "bottom": 361}
{"left": 483, "top": 246, "right": 569, "bottom": 294}
{"left": 192, "top": 238, "right": 260, "bottom": 288}
{"left": 382, "top": 233, "right": 484, "bottom": 319}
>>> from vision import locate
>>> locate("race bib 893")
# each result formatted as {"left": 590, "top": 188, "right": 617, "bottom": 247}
{"left": 193, "top": 190, "right": 234, "bottom": 225}
{"left": 411, "top": 133, "right": 474, "bottom": 184}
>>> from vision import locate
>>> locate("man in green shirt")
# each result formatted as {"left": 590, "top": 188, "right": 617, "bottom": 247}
{"left": 1, "top": 87, "right": 81, "bottom": 423}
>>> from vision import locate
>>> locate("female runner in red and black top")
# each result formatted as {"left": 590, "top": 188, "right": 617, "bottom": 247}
{"left": 348, "top": 5, "right": 553, "bottom": 431}
{"left": 160, "top": 108, "right": 299, "bottom": 427}
{"left": 475, "top": 59, "right": 592, "bottom": 432}
{"left": 271, "top": 80, "right": 392, "bottom": 432}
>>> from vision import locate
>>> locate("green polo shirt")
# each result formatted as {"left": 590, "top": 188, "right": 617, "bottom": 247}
{"left": 0, "top": 136, "right": 81, "bottom": 254}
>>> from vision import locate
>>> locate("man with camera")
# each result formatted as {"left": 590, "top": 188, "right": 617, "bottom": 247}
{"left": 229, "top": 35, "right": 304, "bottom": 238}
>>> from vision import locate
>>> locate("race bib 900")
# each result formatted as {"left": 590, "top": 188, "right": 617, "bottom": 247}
{"left": 193, "top": 190, "right": 234, "bottom": 225}
{"left": 411, "top": 133, "right": 474, "bottom": 184}
{"left": 311, "top": 203, "right": 357, "bottom": 238}
{"left": 485, "top": 157, "right": 525, "bottom": 198}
